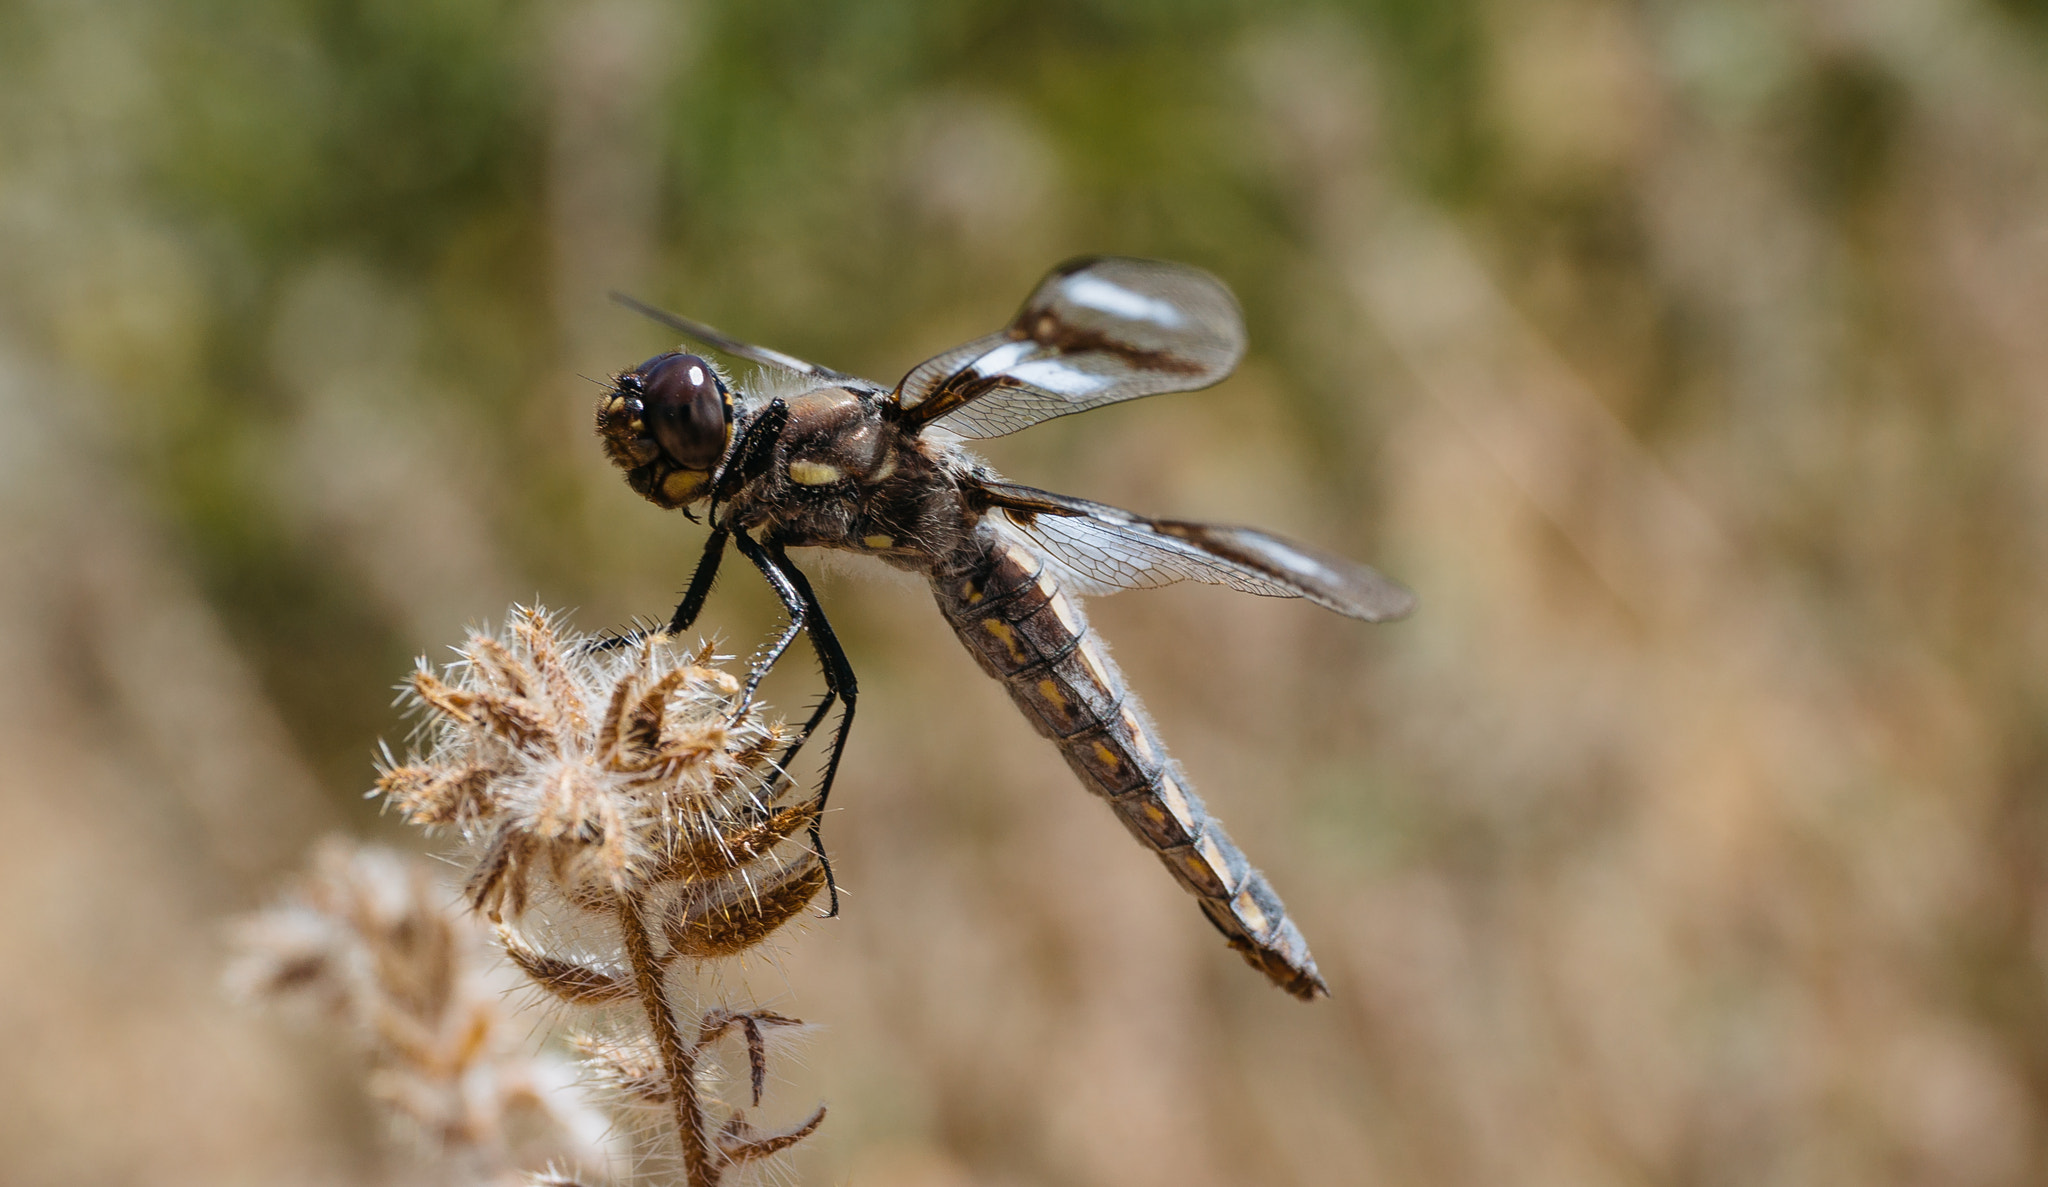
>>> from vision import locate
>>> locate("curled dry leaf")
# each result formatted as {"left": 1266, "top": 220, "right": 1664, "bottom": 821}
{"left": 498, "top": 928, "right": 635, "bottom": 1006}
{"left": 665, "top": 851, "right": 830, "bottom": 960}
{"left": 716, "top": 1104, "right": 829, "bottom": 1164}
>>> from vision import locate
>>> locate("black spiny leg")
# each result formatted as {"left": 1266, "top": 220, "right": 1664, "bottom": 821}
{"left": 665, "top": 525, "right": 729, "bottom": 633}
{"left": 731, "top": 530, "right": 854, "bottom": 915}
{"left": 729, "top": 529, "right": 810, "bottom": 720}
{"left": 768, "top": 539, "right": 857, "bottom": 830}
{"left": 714, "top": 399, "right": 788, "bottom": 504}
{"left": 590, "top": 526, "right": 730, "bottom": 652}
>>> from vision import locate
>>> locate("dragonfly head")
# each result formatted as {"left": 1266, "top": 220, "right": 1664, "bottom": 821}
{"left": 597, "top": 352, "right": 734, "bottom": 509}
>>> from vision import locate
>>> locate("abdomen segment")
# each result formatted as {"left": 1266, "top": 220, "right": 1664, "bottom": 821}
{"left": 930, "top": 532, "right": 1328, "bottom": 1000}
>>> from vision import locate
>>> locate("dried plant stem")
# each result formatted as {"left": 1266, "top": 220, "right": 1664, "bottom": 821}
{"left": 617, "top": 892, "right": 719, "bottom": 1187}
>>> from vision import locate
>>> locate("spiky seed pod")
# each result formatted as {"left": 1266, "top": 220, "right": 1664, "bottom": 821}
{"left": 380, "top": 760, "right": 500, "bottom": 826}
{"left": 377, "top": 607, "right": 818, "bottom": 925}
{"left": 649, "top": 800, "right": 818, "bottom": 886}
{"left": 664, "top": 852, "right": 831, "bottom": 959}
{"left": 368, "top": 606, "right": 831, "bottom": 1186}
{"left": 497, "top": 927, "right": 635, "bottom": 1006}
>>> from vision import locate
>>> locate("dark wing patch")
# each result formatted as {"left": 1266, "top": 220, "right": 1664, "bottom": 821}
{"left": 974, "top": 479, "right": 1416, "bottom": 622}
{"left": 894, "top": 257, "right": 1246, "bottom": 438}
{"left": 611, "top": 292, "right": 882, "bottom": 390}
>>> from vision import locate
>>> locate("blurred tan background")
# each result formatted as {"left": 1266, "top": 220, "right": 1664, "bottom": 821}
{"left": 5, "top": 0, "right": 2048, "bottom": 1183}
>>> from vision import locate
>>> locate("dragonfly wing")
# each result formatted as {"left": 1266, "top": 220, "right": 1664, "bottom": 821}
{"left": 974, "top": 479, "right": 1416, "bottom": 622}
{"left": 895, "top": 257, "right": 1246, "bottom": 438}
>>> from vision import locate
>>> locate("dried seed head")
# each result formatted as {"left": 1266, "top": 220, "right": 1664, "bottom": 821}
{"left": 379, "top": 607, "right": 813, "bottom": 928}
{"left": 226, "top": 839, "right": 609, "bottom": 1173}
{"left": 328, "top": 605, "right": 832, "bottom": 1185}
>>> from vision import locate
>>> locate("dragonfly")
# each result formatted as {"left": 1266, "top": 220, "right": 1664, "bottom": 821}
{"left": 595, "top": 257, "right": 1414, "bottom": 999}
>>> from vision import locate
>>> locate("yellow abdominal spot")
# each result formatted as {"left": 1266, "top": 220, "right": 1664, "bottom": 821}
{"left": 863, "top": 533, "right": 894, "bottom": 550}
{"left": 1037, "top": 678, "right": 1069, "bottom": 715}
{"left": 788, "top": 460, "right": 843, "bottom": 485}
{"left": 980, "top": 619, "right": 1028, "bottom": 664}
{"left": 1092, "top": 740, "right": 1122, "bottom": 771}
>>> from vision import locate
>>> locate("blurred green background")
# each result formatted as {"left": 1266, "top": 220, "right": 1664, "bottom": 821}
{"left": 5, "top": 0, "right": 2048, "bottom": 1183}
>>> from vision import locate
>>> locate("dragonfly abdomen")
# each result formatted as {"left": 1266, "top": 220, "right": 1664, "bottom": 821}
{"left": 930, "top": 530, "right": 1329, "bottom": 1000}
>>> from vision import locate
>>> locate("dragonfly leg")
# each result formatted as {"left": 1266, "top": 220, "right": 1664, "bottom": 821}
{"left": 766, "top": 539, "right": 856, "bottom": 891}
{"left": 713, "top": 399, "right": 788, "bottom": 503}
{"left": 733, "top": 531, "right": 856, "bottom": 916}
{"left": 664, "top": 525, "right": 729, "bottom": 634}
{"left": 590, "top": 526, "right": 730, "bottom": 652}
{"left": 730, "top": 529, "right": 808, "bottom": 721}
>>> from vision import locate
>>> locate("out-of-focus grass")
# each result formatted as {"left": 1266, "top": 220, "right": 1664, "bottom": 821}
{"left": 4, "top": 1, "right": 2047, "bottom": 1184}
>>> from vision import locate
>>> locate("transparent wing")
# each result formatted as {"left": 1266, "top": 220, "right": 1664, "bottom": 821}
{"left": 894, "top": 258, "right": 1247, "bottom": 438}
{"left": 976, "top": 480, "right": 1416, "bottom": 622}
{"left": 611, "top": 292, "right": 881, "bottom": 389}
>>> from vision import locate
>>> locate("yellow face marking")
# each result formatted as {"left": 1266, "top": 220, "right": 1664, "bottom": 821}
{"left": 661, "top": 469, "right": 708, "bottom": 504}
{"left": 980, "top": 619, "right": 1028, "bottom": 664}
{"left": 1037, "top": 678, "right": 1069, "bottom": 717}
{"left": 1232, "top": 889, "right": 1270, "bottom": 935}
{"left": 788, "top": 460, "right": 843, "bottom": 486}
{"left": 1155, "top": 773, "right": 1198, "bottom": 833}
{"left": 863, "top": 533, "right": 895, "bottom": 550}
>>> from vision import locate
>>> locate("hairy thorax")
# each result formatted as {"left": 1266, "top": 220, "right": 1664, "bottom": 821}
{"left": 732, "top": 385, "right": 977, "bottom": 570}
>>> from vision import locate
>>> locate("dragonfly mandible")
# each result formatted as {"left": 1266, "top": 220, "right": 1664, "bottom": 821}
{"left": 595, "top": 258, "right": 1414, "bottom": 999}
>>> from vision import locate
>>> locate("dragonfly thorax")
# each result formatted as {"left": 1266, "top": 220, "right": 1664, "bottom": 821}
{"left": 729, "top": 385, "right": 972, "bottom": 562}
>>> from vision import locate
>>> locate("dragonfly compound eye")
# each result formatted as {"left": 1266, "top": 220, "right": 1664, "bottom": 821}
{"left": 638, "top": 352, "right": 730, "bottom": 471}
